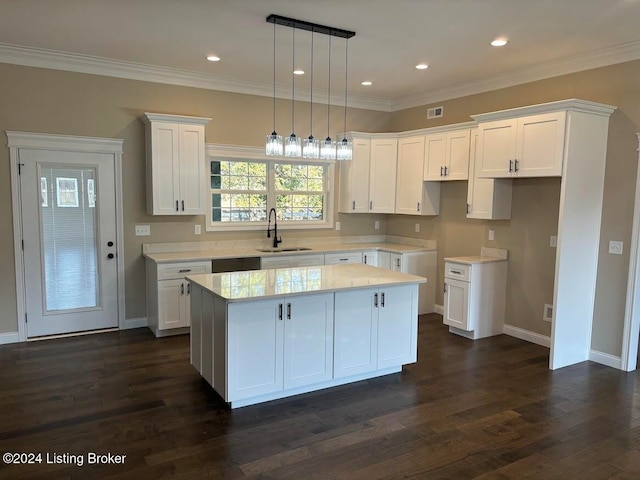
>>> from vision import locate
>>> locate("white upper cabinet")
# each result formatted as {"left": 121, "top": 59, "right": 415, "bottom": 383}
{"left": 338, "top": 135, "right": 397, "bottom": 214}
{"left": 369, "top": 138, "right": 398, "bottom": 213}
{"left": 476, "top": 111, "right": 566, "bottom": 178}
{"left": 143, "top": 113, "right": 210, "bottom": 215}
{"left": 338, "top": 137, "right": 371, "bottom": 213}
{"left": 423, "top": 129, "right": 471, "bottom": 181}
{"left": 395, "top": 136, "right": 440, "bottom": 215}
{"left": 466, "top": 129, "right": 513, "bottom": 220}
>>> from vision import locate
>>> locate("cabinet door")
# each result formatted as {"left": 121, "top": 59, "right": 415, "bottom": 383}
{"left": 362, "top": 250, "right": 378, "bottom": 266}
{"left": 443, "top": 278, "right": 470, "bottom": 330}
{"left": 476, "top": 119, "right": 517, "bottom": 178}
{"left": 467, "top": 129, "right": 513, "bottom": 220}
{"left": 516, "top": 112, "right": 566, "bottom": 177}
{"left": 283, "top": 293, "right": 334, "bottom": 389}
{"left": 369, "top": 138, "right": 398, "bottom": 213}
{"left": 158, "top": 279, "right": 187, "bottom": 329}
{"left": 334, "top": 289, "right": 378, "bottom": 378}
{"left": 339, "top": 138, "right": 371, "bottom": 213}
{"left": 377, "top": 251, "right": 391, "bottom": 270}
{"left": 396, "top": 136, "right": 425, "bottom": 214}
{"left": 227, "top": 299, "right": 284, "bottom": 401}
{"left": 150, "top": 122, "right": 180, "bottom": 214}
{"left": 444, "top": 129, "right": 471, "bottom": 180}
{"left": 324, "top": 252, "right": 363, "bottom": 265}
{"left": 390, "top": 253, "right": 402, "bottom": 272}
{"left": 423, "top": 133, "right": 446, "bottom": 180}
{"left": 179, "top": 124, "right": 206, "bottom": 214}
{"left": 378, "top": 285, "right": 418, "bottom": 368}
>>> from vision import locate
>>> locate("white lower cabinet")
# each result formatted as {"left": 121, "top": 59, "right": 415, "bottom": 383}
{"left": 146, "top": 259, "right": 212, "bottom": 336}
{"left": 443, "top": 259, "right": 507, "bottom": 339}
{"left": 260, "top": 254, "right": 325, "bottom": 269}
{"left": 227, "top": 293, "right": 334, "bottom": 402}
{"left": 362, "top": 250, "right": 378, "bottom": 266}
{"left": 324, "top": 251, "right": 363, "bottom": 265}
{"left": 334, "top": 285, "right": 418, "bottom": 378}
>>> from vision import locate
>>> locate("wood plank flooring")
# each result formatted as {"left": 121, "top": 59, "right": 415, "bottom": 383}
{"left": 1, "top": 314, "right": 640, "bottom": 479}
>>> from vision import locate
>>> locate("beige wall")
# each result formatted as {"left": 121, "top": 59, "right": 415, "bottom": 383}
{"left": 389, "top": 60, "right": 640, "bottom": 356}
{"left": 2, "top": 59, "right": 639, "bottom": 359}
{"left": 0, "top": 63, "right": 390, "bottom": 333}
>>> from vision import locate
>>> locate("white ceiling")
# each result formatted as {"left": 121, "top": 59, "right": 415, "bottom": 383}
{"left": 1, "top": 0, "right": 639, "bottom": 111}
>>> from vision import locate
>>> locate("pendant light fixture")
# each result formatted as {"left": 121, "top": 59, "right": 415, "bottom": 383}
{"left": 336, "top": 37, "right": 353, "bottom": 161}
{"left": 303, "top": 29, "right": 320, "bottom": 158}
{"left": 320, "top": 35, "right": 336, "bottom": 160}
{"left": 284, "top": 27, "right": 301, "bottom": 157}
{"left": 266, "top": 14, "right": 355, "bottom": 160}
{"left": 266, "top": 21, "right": 283, "bottom": 156}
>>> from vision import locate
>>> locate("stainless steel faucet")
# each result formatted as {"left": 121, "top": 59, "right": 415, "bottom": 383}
{"left": 267, "top": 208, "right": 282, "bottom": 249}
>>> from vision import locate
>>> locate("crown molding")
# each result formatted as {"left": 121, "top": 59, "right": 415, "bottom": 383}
{"left": 1, "top": 40, "right": 639, "bottom": 115}
{"left": 5, "top": 131, "right": 123, "bottom": 153}
{"left": 390, "top": 39, "right": 640, "bottom": 111}
{"left": 471, "top": 99, "right": 615, "bottom": 122}
{"left": 0, "top": 43, "right": 392, "bottom": 112}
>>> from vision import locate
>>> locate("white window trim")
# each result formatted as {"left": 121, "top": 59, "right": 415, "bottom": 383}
{"left": 205, "top": 144, "right": 335, "bottom": 232}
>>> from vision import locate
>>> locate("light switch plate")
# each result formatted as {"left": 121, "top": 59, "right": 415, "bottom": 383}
{"left": 488, "top": 229, "right": 495, "bottom": 241}
{"left": 550, "top": 236, "right": 557, "bottom": 248}
{"left": 335, "top": 221, "right": 341, "bottom": 231}
{"left": 135, "top": 225, "right": 150, "bottom": 236}
{"left": 374, "top": 220, "right": 380, "bottom": 230}
{"left": 194, "top": 224, "right": 201, "bottom": 235}
{"left": 609, "top": 241, "right": 623, "bottom": 255}
{"left": 415, "top": 223, "right": 420, "bottom": 233}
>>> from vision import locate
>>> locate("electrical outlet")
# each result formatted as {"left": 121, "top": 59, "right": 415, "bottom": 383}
{"left": 550, "top": 235, "right": 557, "bottom": 248}
{"left": 135, "top": 225, "right": 150, "bottom": 236}
{"left": 415, "top": 223, "right": 420, "bottom": 233}
{"left": 543, "top": 304, "right": 553, "bottom": 322}
{"left": 375, "top": 220, "right": 380, "bottom": 230}
{"left": 488, "top": 229, "right": 495, "bottom": 241}
{"left": 609, "top": 241, "right": 623, "bottom": 255}
{"left": 335, "top": 221, "right": 341, "bottom": 231}
{"left": 194, "top": 224, "right": 201, "bottom": 235}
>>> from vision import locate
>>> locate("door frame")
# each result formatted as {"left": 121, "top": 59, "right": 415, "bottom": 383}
{"left": 7, "top": 131, "right": 125, "bottom": 342}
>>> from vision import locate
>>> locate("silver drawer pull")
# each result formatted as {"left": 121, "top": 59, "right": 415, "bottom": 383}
{"left": 179, "top": 269, "right": 192, "bottom": 273}
{"left": 339, "top": 258, "right": 348, "bottom": 262}
{"left": 451, "top": 270, "right": 462, "bottom": 275}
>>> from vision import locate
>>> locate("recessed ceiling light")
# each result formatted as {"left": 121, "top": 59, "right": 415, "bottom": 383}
{"left": 490, "top": 38, "right": 508, "bottom": 47}
{"left": 293, "top": 69, "right": 305, "bottom": 75}
{"left": 206, "top": 55, "right": 221, "bottom": 62}
{"left": 361, "top": 81, "right": 373, "bottom": 86}
{"left": 415, "top": 64, "right": 429, "bottom": 70}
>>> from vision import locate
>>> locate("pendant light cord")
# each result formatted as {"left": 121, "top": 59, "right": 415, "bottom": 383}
{"left": 272, "top": 22, "right": 276, "bottom": 131}
{"left": 310, "top": 30, "right": 313, "bottom": 137}
{"left": 343, "top": 38, "right": 349, "bottom": 139}
{"left": 327, "top": 35, "right": 332, "bottom": 139}
{"left": 291, "top": 28, "right": 295, "bottom": 135}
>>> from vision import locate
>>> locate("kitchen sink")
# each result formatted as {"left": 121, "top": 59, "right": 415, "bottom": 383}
{"left": 256, "top": 247, "right": 312, "bottom": 253}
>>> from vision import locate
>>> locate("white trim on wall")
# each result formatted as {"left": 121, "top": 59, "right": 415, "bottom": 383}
{"left": 122, "top": 317, "right": 148, "bottom": 330}
{"left": 589, "top": 350, "right": 623, "bottom": 370}
{"left": 621, "top": 133, "right": 640, "bottom": 371}
{"left": 6, "top": 131, "right": 125, "bottom": 341}
{"left": 433, "top": 304, "right": 444, "bottom": 315}
{"left": 503, "top": 324, "right": 551, "bottom": 348}
{"left": 0, "top": 332, "right": 20, "bottom": 345}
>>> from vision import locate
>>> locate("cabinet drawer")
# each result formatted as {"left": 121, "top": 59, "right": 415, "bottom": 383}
{"left": 158, "top": 261, "right": 212, "bottom": 280}
{"left": 444, "top": 262, "right": 470, "bottom": 282}
{"left": 324, "top": 252, "right": 363, "bottom": 265}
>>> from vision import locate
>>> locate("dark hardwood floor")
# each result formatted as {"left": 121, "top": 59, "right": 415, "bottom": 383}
{"left": 1, "top": 314, "right": 639, "bottom": 479}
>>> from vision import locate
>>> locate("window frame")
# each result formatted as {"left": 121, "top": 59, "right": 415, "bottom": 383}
{"left": 205, "top": 144, "right": 335, "bottom": 232}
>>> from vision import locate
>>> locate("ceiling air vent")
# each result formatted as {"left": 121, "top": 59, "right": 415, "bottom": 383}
{"left": 427, "top": 106, "right": 444, "bottom": 119}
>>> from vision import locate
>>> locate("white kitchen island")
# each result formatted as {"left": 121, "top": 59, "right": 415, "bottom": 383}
{"left": 187, "top": 264, "right": 426, "bottom": 408}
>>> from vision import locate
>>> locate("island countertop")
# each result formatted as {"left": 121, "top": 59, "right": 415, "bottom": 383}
{"left": 187, "top": 263, "right": 426, "bottom": 302}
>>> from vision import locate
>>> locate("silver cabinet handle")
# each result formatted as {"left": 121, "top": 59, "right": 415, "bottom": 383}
{"left": 451, "top": 270, "right": 462, "bottom": 275}
{"left": 417, "top": 202, "right": 421, "bottom": 212}
{"left": 444, "top": 166, "right": 448, "bottom": 176}
{"left": 364, "top": 255, "right": 367, "bottom": 264}
{"left": 187, "top": 283, "right": 191, "bottom": 295}
{"left": 352, "top": 200, "right": 355, "bottom": 210}
{"left": 466, "top": 204, "right": 470, "bottom": 214}
{"left": 287, "top": 303, "right": 291, "bottom": 320}
{"left": 440, "top": 166, "right": 444, "bottom": 176}
{"left": 175, "top": 200, "right": 179, "bottom": 212}
{"left": 509, "top": 159, "right": 513, "bottom": 172}
{"left": 278, "top": 303, "right": 283, "bottom": 321}
{"left": 444, "top": 283, "right": 447, "bottom": 293}
{"left": 181, "top": 283, "right": 184, "bottom": 295}
{"left": 182, "top": 200, "right": 185, "bottom": 211}
{"left": 514, "top": 159, "right": 519, "bottom": 172}
{"left": 369, "top": 200, "right": 373, "bottom": 210}
{"left": 397, "top": 258, "right": 401, "bottom": 268}
{"left": 374, "top": 293, "right": 378, "bottom": 308}
{"left": 339, "top": 258, "right": 348, "bottom": 262}
{"left": 178, "top": 269, "right": 191, "bottom": 273}
{"left": 381, "top": 292, "right": 385, "bottom": 307}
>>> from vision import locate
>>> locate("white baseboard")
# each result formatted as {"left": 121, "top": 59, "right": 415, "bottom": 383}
{"left": 0, "top": 331, "right": 20, "bottom": 345}
{"left": 589, "top": 349, "right": 623, "bottom": 369}
{"left": 503, "top": 324, "right": 551, "bottom": 348}
{"left": 121, "top": 317, "right": 147, "bottom": 330}
{"left": 433, "top": 304, "right": 443, "bottom": 315}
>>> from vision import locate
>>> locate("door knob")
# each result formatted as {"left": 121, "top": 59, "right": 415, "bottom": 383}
{"left": 107, "top": 253, "right": 115, "bottom": 259}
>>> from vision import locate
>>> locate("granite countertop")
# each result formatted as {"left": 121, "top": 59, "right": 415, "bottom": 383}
{"left": 187, "top": 264, "right": 426, "bottom": 302}
{"left": 145, "top": 242, "right": 433, "bottom": 263}
{"left": 444, "top": 255, "right": 507, "bottom": 265}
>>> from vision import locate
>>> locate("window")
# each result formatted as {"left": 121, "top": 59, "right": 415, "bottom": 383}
{"left": 208, "top": 156, "right": 333, "bottom": 230}
{"left": 87, "top": 179, "right": 96, "bottom": 208}
{"left": 40, "top": 177, "right": 48, "bottom": 207}
{"left": 56, "top": 177, "right": 79, "bottom": 207}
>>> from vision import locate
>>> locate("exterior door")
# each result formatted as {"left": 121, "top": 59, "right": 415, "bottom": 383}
{"left": 20, "top": 149, "right": 119, "bottom": 337}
